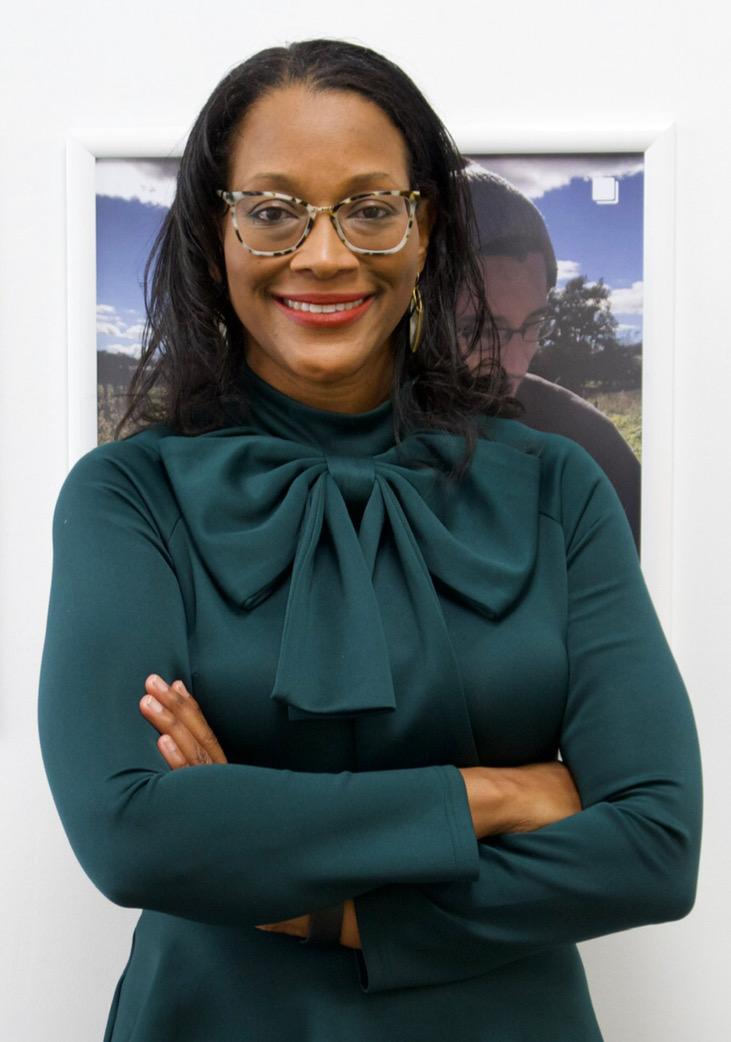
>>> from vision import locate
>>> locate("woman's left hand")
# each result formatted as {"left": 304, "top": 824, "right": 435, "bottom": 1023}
{"left": 139, "top": 674, "right": 228, "bottom": 767}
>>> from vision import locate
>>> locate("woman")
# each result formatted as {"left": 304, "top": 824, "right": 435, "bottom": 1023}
{"left": 37, "top": 39, "right": 702, "bottom": 1042}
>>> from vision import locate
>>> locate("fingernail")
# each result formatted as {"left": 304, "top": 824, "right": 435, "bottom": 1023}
{"left": 144, "top": 694, "right": 163, "bottom": 713}
{"left": 149, "top": 674, "right": 166, "bottom": 691}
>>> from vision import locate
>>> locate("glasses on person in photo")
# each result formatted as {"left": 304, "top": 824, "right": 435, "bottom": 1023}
{"left": 457, "top": 314, "right": 556, "bottom": 345}
{"left": 216, "top": 188, "right": 422, "bottom": 257}
{"left": 494, "top": 316, "right": 557, "bottom": 346}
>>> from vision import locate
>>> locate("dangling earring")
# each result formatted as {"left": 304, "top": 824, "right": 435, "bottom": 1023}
{"left": 409, "top": 276, "right": 424, "bottom": 354}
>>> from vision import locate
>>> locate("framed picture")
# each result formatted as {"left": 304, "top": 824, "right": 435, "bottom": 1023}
{"left": 65, "top": 122, "right": 676, "bottom": 630}
{"left": 461, "top": 153, "right": 644, "bottom": 547}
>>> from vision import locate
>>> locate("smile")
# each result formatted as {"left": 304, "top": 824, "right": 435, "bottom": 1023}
{"left": 273, "top": 294, "right": 375, "bottom": 327}
{"left": 284, "top": 297, "right": 366, "bottom": 313}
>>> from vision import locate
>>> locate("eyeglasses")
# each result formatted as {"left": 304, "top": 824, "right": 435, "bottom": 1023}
{"left": 494, "top": 316, "right": 556, "bottom": 346}
{"left": 457, "top": 314, "right": 556, "bottom": 345}
{"left": 216, "top": 188, "right": 421, "bottom": 257}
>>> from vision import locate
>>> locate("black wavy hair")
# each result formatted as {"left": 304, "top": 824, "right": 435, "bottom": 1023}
{"left": 114, "top": 38, "right": 524, "bottom": 481}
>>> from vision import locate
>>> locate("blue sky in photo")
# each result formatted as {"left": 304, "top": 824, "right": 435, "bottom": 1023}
{"left": 533, "top": 173, "right": 643, "bottom": 292}
{"left": 96, "top": 196, "right": 165, "bottom": 313}
{"left": 96, "top": 154, "right": 644, "bottom": 358}
{"left": 95, "top": 194, "right": 168, "bottom": 355}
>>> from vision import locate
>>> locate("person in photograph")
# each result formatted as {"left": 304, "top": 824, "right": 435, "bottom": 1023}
{"left": 462, "top": 164, "right": 642, "bottom": 552}
{"left": 37, "top": 37, "right": 701, "bottom": 1042}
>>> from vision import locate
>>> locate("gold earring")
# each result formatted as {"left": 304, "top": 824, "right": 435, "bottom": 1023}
{"left": 409, "top": 277, "right": 424, "bottom": 353}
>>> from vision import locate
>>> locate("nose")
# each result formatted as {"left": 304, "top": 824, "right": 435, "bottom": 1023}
{"left": 501, "top": 337, "right": 537, "bottom": 378}
{"left": 289, "top": 212, "right": 359, "bottom": 274}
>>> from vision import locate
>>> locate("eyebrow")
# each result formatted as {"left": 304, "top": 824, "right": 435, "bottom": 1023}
{"left": 242, "top": 171, "right": 398, "bottom": 191}
{"left": 490, "top": 307, "right": 550, "bottom": 324}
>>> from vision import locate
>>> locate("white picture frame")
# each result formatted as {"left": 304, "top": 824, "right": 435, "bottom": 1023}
{"left": 65, "top": 122, "right": 676, "bottom": 635}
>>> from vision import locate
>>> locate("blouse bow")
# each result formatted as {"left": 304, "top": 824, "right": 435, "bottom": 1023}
{"left": 158, "top": 425, "right": 541, "bottom": 765}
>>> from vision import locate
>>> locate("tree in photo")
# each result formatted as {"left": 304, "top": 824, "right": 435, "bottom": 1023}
{"left": 531, "top": 275, "right": 639, "bottom": 397}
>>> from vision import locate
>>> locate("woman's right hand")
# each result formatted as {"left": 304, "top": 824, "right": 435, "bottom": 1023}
{"left": 458, "top": 761, "right": 583, "bottom": 838}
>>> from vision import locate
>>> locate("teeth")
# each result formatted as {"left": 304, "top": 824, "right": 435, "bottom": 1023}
{"left": 283, "top": 297, "right": 366, "bottom": 313}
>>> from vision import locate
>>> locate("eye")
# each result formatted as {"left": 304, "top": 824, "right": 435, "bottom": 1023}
{"left": 248, "top": 205, "right": 299, "bottom": 224}
{"left": 351, "top": 203, "right": 393, "bottom": 220}
{"left": 342, "top": 195, "right": 402, "bottom": 222}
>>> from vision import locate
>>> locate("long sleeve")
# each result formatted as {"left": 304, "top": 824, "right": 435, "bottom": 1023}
{"left": 352, "top": 441, "right": 703, "bottom": 993}
{"left": 36, "top": 446, "right": 479, "bottom": 928}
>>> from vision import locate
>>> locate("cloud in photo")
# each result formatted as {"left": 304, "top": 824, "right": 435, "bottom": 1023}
{"left": 96, "top": 159, "right": 178, "bottom": 207}
{"left": 609, "top": 280, "right": 643, "bottom": 316}
{"left": 102, "top": 342, "right": 143, "bottom": 359}
{"left": 97, "top": 303, "right": 144, "bottom": 357}
{"left": 556, "top": 259, "right": 582, "bottom": 285}
{"left": 466, "top": 155, "right": 643, "bottom": 200}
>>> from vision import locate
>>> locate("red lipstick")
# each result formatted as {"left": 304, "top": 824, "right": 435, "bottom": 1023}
{"left": 273, "top": 292, "right": 375, "bottom": 327}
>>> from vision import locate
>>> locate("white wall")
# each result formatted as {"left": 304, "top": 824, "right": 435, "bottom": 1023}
{"left": 2, "top": 2, "right": 727, "bottom": 1039}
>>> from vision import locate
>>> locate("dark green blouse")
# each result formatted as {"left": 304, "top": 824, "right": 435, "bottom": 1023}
{"left": 37, "top": 359, "right": 703, "bottom": 1041}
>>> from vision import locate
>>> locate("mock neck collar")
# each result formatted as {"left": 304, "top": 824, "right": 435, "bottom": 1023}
{"left": 236, "top": 357, "right": 400, "bottom": 457}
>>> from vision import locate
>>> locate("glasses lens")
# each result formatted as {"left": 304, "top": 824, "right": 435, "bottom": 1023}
{"left": 338, "top": 195, "right": 410, "bottom": 251}
{"left": 518, "top": 317, "right": 556, "bottom": 343}
{"left": 235, "top": 196, "right": 309, "bottom": 252}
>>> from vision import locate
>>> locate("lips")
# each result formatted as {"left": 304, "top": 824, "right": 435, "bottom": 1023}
{"left": 273, "top": 292, "right": 374, "bottom": 304}
{"left": 273, "top": 293, "right": 376, "bottom": 327}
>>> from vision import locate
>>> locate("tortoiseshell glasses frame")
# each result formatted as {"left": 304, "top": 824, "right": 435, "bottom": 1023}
{"left": 215, "top": 188, "right": 422, "bottom": 257}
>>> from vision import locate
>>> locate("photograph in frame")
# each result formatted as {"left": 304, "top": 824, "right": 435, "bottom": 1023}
{"left": 93, "top": 152, "right": 645, "bottom": 554}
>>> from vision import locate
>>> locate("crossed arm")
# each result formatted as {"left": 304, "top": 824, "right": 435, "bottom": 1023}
{"left": 137, "top": 671, "right": 362, "bottom": 949}
{"left": 135, "top": 672, "right": 581, "bottom": 952}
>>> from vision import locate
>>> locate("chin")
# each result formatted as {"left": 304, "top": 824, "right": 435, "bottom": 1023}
{"left": 288, "top": 348, "right": 373, "bottom": 379}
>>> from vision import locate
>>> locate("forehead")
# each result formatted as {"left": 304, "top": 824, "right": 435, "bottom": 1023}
{"left": 227, "top": 84, "right": 411, "bottom": 194}
{"left": 481, "top": 252, "right": 549, "bottom": 312}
